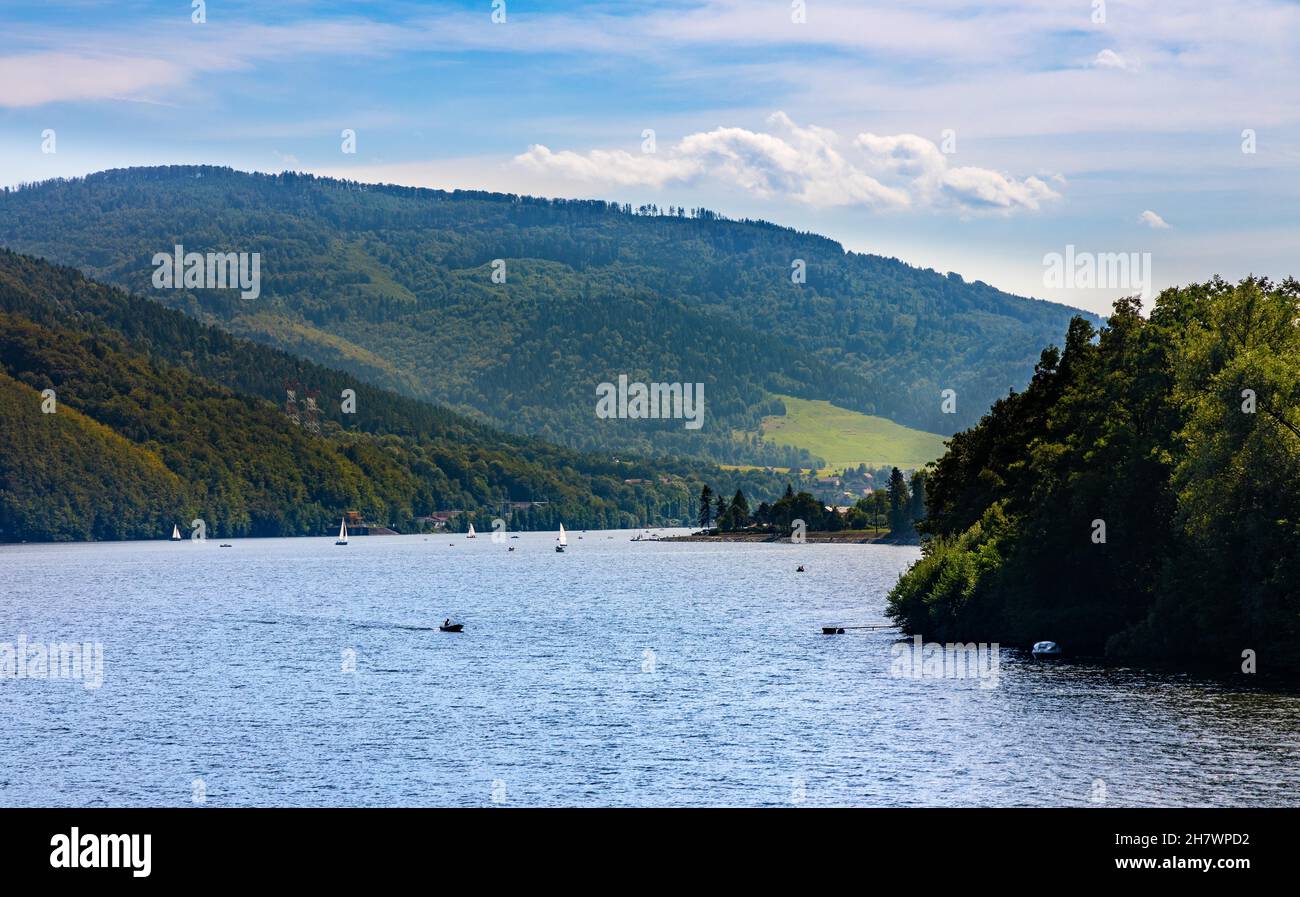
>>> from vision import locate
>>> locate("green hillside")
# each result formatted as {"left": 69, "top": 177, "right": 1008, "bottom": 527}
{"left": 757, "top": 395, "right": 947, "bottom": 471}
{"left": 0, "top": 369, "right": 187, "bottom": 540}
{"left": 0, "top": 166, "right": 1095, "bottom": 467}
{"left": 0, "top": 250, "right": 788, "bottom": 541}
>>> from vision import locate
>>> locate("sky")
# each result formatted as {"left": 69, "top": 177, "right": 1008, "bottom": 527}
{"left": 1, "top": 0, "right": 1297, "bottom": 315}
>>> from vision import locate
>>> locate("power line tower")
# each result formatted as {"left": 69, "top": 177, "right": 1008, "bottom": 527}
{"left": 282, "top": 380, "right": 301, "bottom": 426}
{"left": 302, "top": 387, "right": 321, "bottom": 434}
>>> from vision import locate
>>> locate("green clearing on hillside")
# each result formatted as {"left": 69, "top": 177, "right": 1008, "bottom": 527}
{"left": 757, "top": 395, "right": 948, "bottom": 471}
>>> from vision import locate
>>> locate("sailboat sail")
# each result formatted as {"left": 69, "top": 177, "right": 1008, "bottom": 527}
{"left": 171, "top": 524, "right": 181, "bottom": 541}
{"left": 558, "top": 523, "right": 567, "bottom": 546}
{"left": 336, "top": 517, "right": 348, "bottom": 544}
{"left": 467, "top": 523, "right": 476, "bottom": 538}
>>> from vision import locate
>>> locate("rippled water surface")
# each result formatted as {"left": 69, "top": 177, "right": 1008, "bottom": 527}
{"left": 2, "top": 532, "right": 1297, "bottom": 807}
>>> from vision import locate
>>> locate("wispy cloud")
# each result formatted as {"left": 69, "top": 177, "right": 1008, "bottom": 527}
{"left": 0, "top": 52, "right": 183, "bottom": 107}
{"left": 0, "top": 17, "right": 409, "bottom": 108}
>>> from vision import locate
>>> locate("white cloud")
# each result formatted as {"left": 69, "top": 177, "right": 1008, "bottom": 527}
{"left": 515, "top": 145, "right": 698, "bottom": 189}
{"left": 1091, "top": 49, "right": 1139, "bottom": 72}
{"left": 1139, "top": 210, "right": 1171, "bottom": 229}
{"left": 853, "top": 131, "right": 1059, "bottom": 211}
{"left": 943, "top": 168, "right": 1060, "bottom": 211}
{"left": 514, "top": 113, "right": 1058, "bottom": 214}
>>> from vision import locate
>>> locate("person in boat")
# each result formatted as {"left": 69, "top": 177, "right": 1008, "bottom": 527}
{"left": 443, "top": 618, "right": 451, "bottom": 628}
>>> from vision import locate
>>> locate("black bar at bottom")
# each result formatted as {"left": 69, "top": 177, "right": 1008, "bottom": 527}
{"left": 0, "top": 807, "right": 1281, "bottom": 883}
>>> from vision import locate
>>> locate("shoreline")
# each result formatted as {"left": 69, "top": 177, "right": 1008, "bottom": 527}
{"left": 660, "top": 531, "right": 917, "bottom": 545}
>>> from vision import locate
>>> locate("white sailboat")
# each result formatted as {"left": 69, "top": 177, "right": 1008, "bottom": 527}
{"left": 555, "top": 523, "right": 567, "bottom": 553}
{"left": 170, "top": 524, "right": 181, "bottom": 541}
{"left": 335, "top": 517, "right": 348, "bottom": 546}
{"left": 467, "top": 523, "right": 476, "bottom": 539}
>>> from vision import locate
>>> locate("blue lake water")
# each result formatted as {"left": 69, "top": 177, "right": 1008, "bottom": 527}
{"left": 1, "top": 531, "right": 1297, "bottom": 807}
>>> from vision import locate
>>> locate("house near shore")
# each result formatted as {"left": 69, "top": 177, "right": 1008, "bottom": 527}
{"left": 416, "top": 510, "right": 463, "bottom": 530}
{"left": 338, "top": 510, "right": 400, "bottom": 536}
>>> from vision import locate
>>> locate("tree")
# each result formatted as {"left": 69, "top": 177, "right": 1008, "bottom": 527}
{"left": 887, "top": 467, "right": 910, "bottom": 534}
{"left": 698, "top": 484, "right": 713, "bottom": 529}
{"left": 909, "top": 470, "right": 928, "bottom": 530}
{"left": 729, "top": 489, "right": 750, "bottom": 528}
{"left": 872, "top": 489, "right": 887, "bottom": 534}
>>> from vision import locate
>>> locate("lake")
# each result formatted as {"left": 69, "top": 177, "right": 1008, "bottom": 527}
{"left": 2, "top": 531, "right": 1297, "bottom": 807}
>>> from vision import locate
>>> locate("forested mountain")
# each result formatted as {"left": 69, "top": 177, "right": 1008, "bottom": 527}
{"left": 887, "top": 277, "right": 1300, "bottom": 671}
{"left": 0, "top": 250, "right": 787, "bottom": 541}
{"left": 0, "top": 166, "right": 1090, "bottom": 464}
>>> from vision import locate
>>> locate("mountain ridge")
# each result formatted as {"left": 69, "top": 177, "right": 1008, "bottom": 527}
{"left": 0, "top": 165, "right": 1098, "bottom": 465}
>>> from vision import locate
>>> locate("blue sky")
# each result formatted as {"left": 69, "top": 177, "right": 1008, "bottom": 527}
{"left": 2, "top": 0, "right": 1297, "bottom": 314}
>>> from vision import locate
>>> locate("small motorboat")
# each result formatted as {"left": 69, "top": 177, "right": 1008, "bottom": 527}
{"left": 821, "top": 627, "right": 845, "bottom": 635}
{"left": 1031, "top": 640, "right": 1061, "bottom": 657}
{"left": 439, "top": 622, "right": 464, "bottom": 633}
{"left": 796, "top": 565, "right": 805, "bottom": 572}
{"left": 507, "top": 546, "right": 515, "bottom": 552}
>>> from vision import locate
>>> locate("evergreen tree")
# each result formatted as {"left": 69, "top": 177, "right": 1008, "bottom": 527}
{"left": 908, "top": 470, "right": 927, "bottom": 528}
{"left": 698, "top": 484, "right": 714, "bottom": 528}
{"left": 729, "top": 489, "right": 750, "bottom": 528}
{"left": 887, "top": 467, "right": 911, "bottom": 534}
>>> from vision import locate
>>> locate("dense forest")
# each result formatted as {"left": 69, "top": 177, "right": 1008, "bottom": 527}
{"left": 0, "top": 250, "right": 790, "bottom": 541}
{"left": 0, "top": 166, "right": 1089, "bottom": 464}
{"left": 888, "top": 278, "right": 1300, "bottom": 671}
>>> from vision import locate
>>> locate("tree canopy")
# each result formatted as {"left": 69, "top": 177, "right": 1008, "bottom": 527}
{"left": 888, "top": 278, "right": 1300, "bottom": 671}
